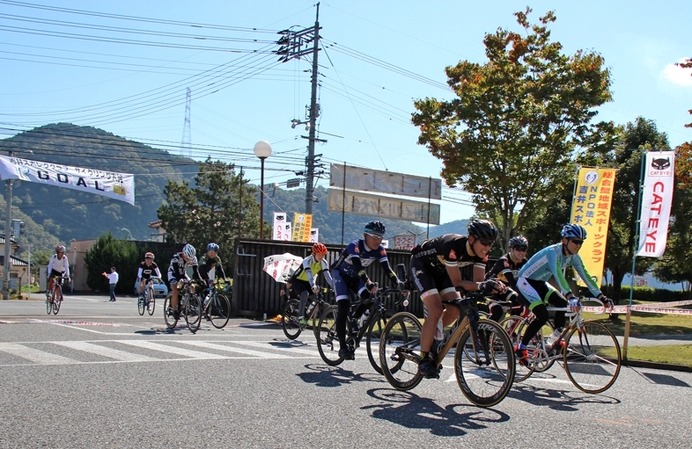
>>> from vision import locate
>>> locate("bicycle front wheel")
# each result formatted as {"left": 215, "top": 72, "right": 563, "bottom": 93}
{"left": 379, "top": 312, "right": 423, "bottom": 391}
{"left": 147, "top": 288, "right": 156, "bottom": 316}
{"left": 163, "top": 295, "right": 178, "bottom": 329}
{"left": 137, "top": 295, "right": 146, "bottom": 316}
{"left": 184, "top": 293, "right": 202, "bottom": 333}
{"left": 454, "top": 319, "right": 515, "bottom": 408}
{"left": 316, "top": 305, "right": 342, "bottom": 366}
{"left": 46, "top": 296, "right": 53, "bottom": 315}
{"left": 52, "top": 287, "right": 62, "bottom": 315}
{"left": 563, "top": 321, "right": 621, "bottom": 394}
{"left": 208, "top": 293, "right": 231, "bottom": 329}
{"left": 365, "top": 313, "right": 385, "bottom": 374}
{"left": 281, "top": 299, "right": 302, "bottom": 340}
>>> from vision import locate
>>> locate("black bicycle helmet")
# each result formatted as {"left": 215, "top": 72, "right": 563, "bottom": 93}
{"left": 207, "top": 242, "right": 220, "bottom": 252}
{"left": 508, "top": 235, "right": 528, "bottom": 248}
{"left": 364, "top": 220, "right": 386, "bottom": 237}
{"left": 467, "top": 219, "right": 498, "bottom": 241}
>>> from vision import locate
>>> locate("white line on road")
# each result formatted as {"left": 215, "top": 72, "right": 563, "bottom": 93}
{"left": 0, "top": 342, "right": 76, "bottom": 365}
{"left": 116, "top": 340, "right": 227, "bottom": 359}
{"left": 53, "top": 341, "right": 157, "bottom": 362}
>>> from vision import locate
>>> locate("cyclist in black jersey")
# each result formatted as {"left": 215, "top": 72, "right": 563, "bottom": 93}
{"left": 197, "top": 242, "right": 228, "bottom": 290}
{"left": 136, "top": 252, "right": 162, "bottom": 299}
{"left": 409, "top": 219, "right": 505, "bottom": 378}
{"left": 167, "top": 243, "right": 200, "bottom": 320}
{"left": 484, "top": 235, "right": 530, "bottom": 321}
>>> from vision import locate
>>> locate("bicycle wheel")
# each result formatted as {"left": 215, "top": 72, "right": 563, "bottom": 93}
{"left": 499, "top": 316, "right": 535, "bottom": 382}
{"left": 45, "top": 295, "right": 53, "bottom": 315}
{"left": 146, "top": 287, "right": 156, "bottom": 316}
{"left": 208, "top": 293, "right": 231, "bottom": 329}
{"left": 379, "top": 312, "right": 423, "bottom": 391}
{"left": 365, "top": 313, "right": 385, "bottom": 374}
{"left": 137, "top": 294, "right": 146, "bottom": 316}
{"left": 163, "top": 295, "right": 178, "bottom": 329}
{"left": 52, "top": 287, "right": 62, "bottom": 315}
{"left": 316, "top": 305, "right": 343, "bottom": 366}
{"left": 281, "top": 299, "right": 302, "bottom": 340}
{"left": 184, "top": 292, "right": 202, "bottom": 333}
{"left": 563, "top": 321, "right": 621, "bottom": 394}
{"left": 454, "top": 319, "right": 515, "bottom": 407}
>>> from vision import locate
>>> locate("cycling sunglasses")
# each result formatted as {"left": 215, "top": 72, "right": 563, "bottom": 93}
{"left": 513, "top": 245, "right": 528, "bottom": 252}
{"left": 570, "top": 239, "right": 584, "bottom": 245}
{"left": 477, "top": 238, "right": 494, "bottom": 247}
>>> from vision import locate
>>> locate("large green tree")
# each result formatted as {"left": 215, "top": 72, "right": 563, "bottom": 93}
{"left": 84, "top": 233, "right": 138, "bottom": 293}
{"left": 157, "top": 159, "right": 262, "bottom": 264}
{"left": 412, "top": 8, "right": 613, "bottom": 245}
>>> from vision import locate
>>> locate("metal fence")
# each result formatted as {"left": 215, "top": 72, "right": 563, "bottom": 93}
{"left": 231, "top": 239, "right": 423, "bottom": 319}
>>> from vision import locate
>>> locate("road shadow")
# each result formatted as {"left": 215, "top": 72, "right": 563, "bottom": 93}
{"left": 506, "top": 379, "right": 620, "bottom": 411}
{"left": 363, "top": 388, "right": 510, "bottom": 437}
{"left": 297, "top": 363, "right": 382, "bottom": 387}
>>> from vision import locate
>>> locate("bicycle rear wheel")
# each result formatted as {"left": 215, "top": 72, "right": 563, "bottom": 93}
{"left": 454, "top": 319, "right": 515, "bottom": 407}
{"left": 45, "top": 296, "right": 53, "bottom": 315}
{"left": 184, "top": 293, "right": 202, "bottom": 333}
{"left": 163, "top": 295, "right": 178, "bottom": 329}
{"left": 500, "top": 316, "right": 536, "bottom": 382}
{"left": 379, "top": 312, "right": 423, "bottom": 391}
{"left": 563, "top": 321, "right": 621, "bottom": 394}
{"left": 208, "top": 293, "right": 231, "bottom": 329}
{"left": 316, "top": 305, "right": 343, "bottom": 366}
{"left": 281, "top": 299, "right": 302, "bottom": 340}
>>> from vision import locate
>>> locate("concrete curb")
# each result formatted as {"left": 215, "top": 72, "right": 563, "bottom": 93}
{"left": 622, "top": 359, "right": 692, "bottom": 373}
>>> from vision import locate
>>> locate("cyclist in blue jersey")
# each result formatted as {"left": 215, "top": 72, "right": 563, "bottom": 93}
{"left": 514, "top": 224, "right": 613, "bottom": 365}
{"left": 331, "top": 221, "right": 405, "bottom": 360}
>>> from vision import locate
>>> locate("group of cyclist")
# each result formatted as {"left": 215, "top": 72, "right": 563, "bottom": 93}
{"left": 279, "top": 218, "right": 613, "bottom": 380}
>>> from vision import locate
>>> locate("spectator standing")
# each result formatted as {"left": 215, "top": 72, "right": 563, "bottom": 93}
{"left": 102, "top": 267, "right": 119, "bottom": 302}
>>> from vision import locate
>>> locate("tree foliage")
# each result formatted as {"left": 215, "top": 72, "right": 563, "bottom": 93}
{"left": 412, "top": 8, "right": 613, "bottom": 245}
{"left": 84, "top": 233, "right": 138, "bottom": 293}
{"left": 157, "top": 158, "right": 262, "bottom": 262}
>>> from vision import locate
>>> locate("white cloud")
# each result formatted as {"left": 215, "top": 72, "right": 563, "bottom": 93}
{"left": 661, "top": 58, "right": 692, "bottom": 87}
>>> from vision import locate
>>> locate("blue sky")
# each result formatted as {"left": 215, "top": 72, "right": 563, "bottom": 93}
{"left": 1, "top": 0, "right": 690, "bottom": 224}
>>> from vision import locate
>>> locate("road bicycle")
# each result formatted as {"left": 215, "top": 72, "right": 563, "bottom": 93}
{"left": 316, "top": 284, "right": 409, "bottom": 374}
{"left": 45, "top": 275, "right": 68, "bottom": 315}
{"left": 163, "top": 280, "right": 203, "bottom": 332}
{"left": 379, "top": 292, "right": 515, "bottom": 408}
{"left": 199, "top": 278, "right": 233, "bottom": 329}
{"left": 137, "top": 278, "right": 158, "bottom": 316}
{"left": 500, "top": 297, "right": 621, "bottom": 394}
{"left": 281, "top": 287, "right": 332, "bottom": 340}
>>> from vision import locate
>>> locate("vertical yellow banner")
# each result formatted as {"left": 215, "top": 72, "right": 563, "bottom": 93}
{"left": 291, "top": 213, "right": 313, "bottom": 243}
{"left": 569, "top": 168, "right": 617, "bottom": 288}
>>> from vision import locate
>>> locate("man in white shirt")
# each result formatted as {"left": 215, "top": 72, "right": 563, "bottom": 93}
{"left": 102, "top": 267, "right": 119, "bottom": 302}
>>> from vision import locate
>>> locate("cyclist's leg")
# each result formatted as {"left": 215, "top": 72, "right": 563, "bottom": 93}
{"left": 332, "top": 272, "right": 353, "bottom": 359}
{"left": 168, "top": 276, "right": 180, "bottom": 318}
{"left": 515, "top": 277, "right": 553, "bottom": 364}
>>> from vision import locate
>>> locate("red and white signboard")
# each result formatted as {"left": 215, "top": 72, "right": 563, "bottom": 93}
{"left": 636, "top": 151, "right": 675, "bottom": 258}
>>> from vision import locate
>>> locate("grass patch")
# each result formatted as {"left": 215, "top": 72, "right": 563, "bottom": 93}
{"left": 624, "top": 344, "right": 692, "bottom": 368}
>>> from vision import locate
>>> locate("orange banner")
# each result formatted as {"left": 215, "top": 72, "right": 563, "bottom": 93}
{"left": 291, "top": 213, "right": 313, "bottom": 243}
{"left": 570, "top": 167, "right": 617, "bottom": 288}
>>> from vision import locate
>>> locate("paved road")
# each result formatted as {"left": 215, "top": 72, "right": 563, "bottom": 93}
{"left": 0, "top": 295, "right": 690, "bottom": 448}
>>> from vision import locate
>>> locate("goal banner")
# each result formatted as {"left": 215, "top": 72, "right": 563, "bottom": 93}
{"left": 0, "top": 155, "right": 135, "bottom": 205}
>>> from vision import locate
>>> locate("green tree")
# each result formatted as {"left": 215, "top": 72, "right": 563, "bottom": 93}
{"left": 411, "top": 8, "right": 613, "bottom": 245}
{"left": 157, "top": 159, "right": 261, "bottom": 266}
{"left": 84, "top": 233, "right": 138, "bottom": 293}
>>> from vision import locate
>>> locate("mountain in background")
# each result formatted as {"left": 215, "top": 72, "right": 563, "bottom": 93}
{"left": 0, "top": 123, "right": 473, "bottom": 255}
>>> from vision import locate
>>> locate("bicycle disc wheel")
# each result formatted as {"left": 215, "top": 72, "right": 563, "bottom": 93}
{"left": 316, "top": 305, "right": 343, "bottom": 366}
{"left": 147, "top": 289, "right": 156, "bottom": 316}
{"left": 137, "top": 295, "right": 146, "bottom": 316}
{"left": 563, "top": 321, "right": 621, "bottom": 394}
{"left": 163, "top": 295, "right": 178, "bottom": 329}
{"left": 208, "top": 293, "right": 231, "bottom": 329}
{"left": 454, "top": 320, "right": 515, "bottom": 407}
{"left": 184, "top": 293, "right": 202, "bottom": 333}
{"left": 281, "top": 299, "right": 302, "bottom": 340}
{"left": 379, "top": 312, "right": 423, "bottom": 391}
{"left": 365, "top": 314, "right": 385, "bottom": 374}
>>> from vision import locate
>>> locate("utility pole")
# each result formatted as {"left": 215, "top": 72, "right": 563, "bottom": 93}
{"left": 2, "top": 176, "right": 12, "bottom": 300}
{"left": 276, "top": 3, "right": 323, "bottom": 214}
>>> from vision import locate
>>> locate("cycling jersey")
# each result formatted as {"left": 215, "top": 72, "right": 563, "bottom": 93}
{"left": 198, "top": 255, "right": 227, "bottom": 282}
{"left": 518, "top": 242, "right": 601, "bottom": 298}
{"left": 292, "top": 254, "right": 330, "bottom": 286}
{"left": 137, "top": 261, "right": 162, "bottom": 280}
{"left": 411, "top": 234, "right": 487, "bottom": 272}
{"left": 167, "top": 253, "right": 199, "bottom": 283}
{"left": 47, "top": 254, "right": 70, "bottom": 277}
{"left": 485, "top": 253, "right": 526, "bottom": 288}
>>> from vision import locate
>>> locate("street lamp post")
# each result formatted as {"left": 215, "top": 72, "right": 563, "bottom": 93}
{"left": 253, "top": 141, "right": 272, "bottom": 240}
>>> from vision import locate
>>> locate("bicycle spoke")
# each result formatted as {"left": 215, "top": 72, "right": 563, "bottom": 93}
{"left": 379, "top": 312, "right": 423, "bottom": 391}
{"left": 208, "top": 293, "right": 231, "bottom": 329}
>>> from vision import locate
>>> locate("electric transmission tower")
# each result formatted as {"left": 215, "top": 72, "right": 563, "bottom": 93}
{"left": 181, "top": 87, "right": 192, "bottom": 158}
